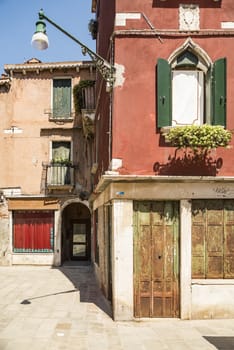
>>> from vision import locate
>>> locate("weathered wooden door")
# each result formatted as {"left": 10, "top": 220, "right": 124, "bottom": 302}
{"left": 134, "top": 201, "right": 180, "bottom": 318}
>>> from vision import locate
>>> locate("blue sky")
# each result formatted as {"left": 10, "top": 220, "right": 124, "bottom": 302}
{"left": 0, "top": 0, "right": 95, "bottom": 74}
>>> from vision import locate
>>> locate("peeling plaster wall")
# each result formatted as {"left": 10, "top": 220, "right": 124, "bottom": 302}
{"left": 0, "top": 66, "right": 94, "bottom": 195}
{"left": 0, "top": 203, "right": 11, "bottom": 265}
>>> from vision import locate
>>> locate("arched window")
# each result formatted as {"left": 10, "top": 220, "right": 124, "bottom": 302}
{"left": 157, "top": 39, "right": 226, "bottom": 128}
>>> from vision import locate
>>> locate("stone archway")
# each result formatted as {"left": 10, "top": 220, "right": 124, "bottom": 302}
{"left": 61, "top": 202, "right": 91, "bottom": 263}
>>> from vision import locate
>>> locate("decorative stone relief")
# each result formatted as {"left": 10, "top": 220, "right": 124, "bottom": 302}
{"left": 179, "top": 4, "right": 200, "bottom": 31}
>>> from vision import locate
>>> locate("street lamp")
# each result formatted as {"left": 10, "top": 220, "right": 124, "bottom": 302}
{"left": 31, "top": 9, "right": 115, "bottom": 91}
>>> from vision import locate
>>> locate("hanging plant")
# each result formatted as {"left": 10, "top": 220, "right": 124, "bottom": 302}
{"left": 164, "top": 125, "right": 232, "bottom": 155}
{"left": 88, "top": 19, "right": 98, "bottom": 40}
{"left": 73, "top": 80, "right": 95, "bottom": 114}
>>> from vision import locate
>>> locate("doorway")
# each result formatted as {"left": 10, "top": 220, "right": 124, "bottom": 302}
{"left": 134, "top": 201, "right": 180, "bottom": 318}
{"left": 71, "top": 220, "right": 90, "bottom": 260}
{"left": 61, "top": 202, "right": 91, "bottom": 263}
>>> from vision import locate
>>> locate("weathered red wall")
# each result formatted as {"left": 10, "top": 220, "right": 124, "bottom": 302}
{"left": 94, "top": 0, "right": 115, "bottom": 181}
{"left": 111, "top": 0, "right": 234, "bottom": 176}
{"left": 116, "top": 0, "right": 234, "bottom": 30}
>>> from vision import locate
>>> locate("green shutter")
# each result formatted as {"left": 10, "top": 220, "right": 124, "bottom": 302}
{"left": 212, "top": 58, "right": 226, "bottom": 127}
{"left": 157, "top": 58, "right": 172, "bottom": 128}
{"left": 205, "top": 67, "right": 212, "bottom": 125}
{"left": 53, "top": 79, "right": 71, "bottom": 118}
{"left": 192, "top": 200, "right": 206, "bottom": 278}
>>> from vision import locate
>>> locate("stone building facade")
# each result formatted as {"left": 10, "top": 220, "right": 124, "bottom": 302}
{"left": 0, "top": 58, "right": 95, "bottom": 266}
{"left": 91, "top": 0, "right": 234, "bottom": 320}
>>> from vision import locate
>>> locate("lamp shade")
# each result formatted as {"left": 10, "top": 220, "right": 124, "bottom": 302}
{"left": 31, "top": 32, "right": 49, "bottom": 50}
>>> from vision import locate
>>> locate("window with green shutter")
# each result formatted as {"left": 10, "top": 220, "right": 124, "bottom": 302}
{"left": 53, "top": 78, "right": 72, "bottom": 119}
{"left": 157, "top": 52, "right": 226, "bottom": 128}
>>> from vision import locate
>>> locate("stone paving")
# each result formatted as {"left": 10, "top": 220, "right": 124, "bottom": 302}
{"left": 0, "top": 264, "right": 234, "bottom": 350}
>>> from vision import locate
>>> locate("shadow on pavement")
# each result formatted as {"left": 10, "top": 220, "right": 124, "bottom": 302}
{"left": 20, "top": 289, "right": 78, "bottom": 304}
{"left": 19, "top": 262, "right": 112, "bottom": 319}
{"left": 58, "top": 262, "right": 112, "bottom": 318}
{"left": 204, "top": 336, "right": 234, "bottom": 350}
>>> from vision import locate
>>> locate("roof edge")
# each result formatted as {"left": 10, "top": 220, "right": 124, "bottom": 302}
{"left": 4, "top": 60, "right": 95, "bottom": 73}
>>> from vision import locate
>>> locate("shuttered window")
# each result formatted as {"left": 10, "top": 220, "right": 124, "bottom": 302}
{"left": 53, "top": 78, "right": 71, "bottom": 119}
{"left": 212, "top": 58, "right": 227, "bottom": 126}
{"left": 192, "top": 200, "right": 234, "bottom": 279}
{"left": 157, "top": 59, "right": 172, "bottom": 127}
{"left": 157, "top": 57, "right": 226, "bottom": 128}
{"left": 13, "top": 211, "right": 54, "bottom": 253}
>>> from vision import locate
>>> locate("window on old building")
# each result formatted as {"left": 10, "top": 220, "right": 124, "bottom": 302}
{"left": 53, "top": 78, "right": 72, "bottom": 119}
{"left": 13, "top": 211, "right": 54, "bottom": 253}
{"left": 157, "top": 45, "right": 226, "bottom": 128}
{"left": 51, "top": 141, "right": 71, "bottom": 163}
{"left": 49, "top": 141, "right": 72, "bottom": 186}
{"left": 192, "top": 200, "right": 234, "bottom": 279}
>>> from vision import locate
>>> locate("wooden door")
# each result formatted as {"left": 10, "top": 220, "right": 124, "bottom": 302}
{"left": 134, "top": 201, "right": 179, "bottom": 318}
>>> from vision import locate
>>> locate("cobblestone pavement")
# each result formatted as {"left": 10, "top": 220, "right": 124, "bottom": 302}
{"left": 0, "top": 265, "right": 234, "bottom": 350}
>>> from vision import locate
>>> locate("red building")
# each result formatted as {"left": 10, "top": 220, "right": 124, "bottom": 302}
{"left": 91, "top": 0, "right": 234, "bottom": 320}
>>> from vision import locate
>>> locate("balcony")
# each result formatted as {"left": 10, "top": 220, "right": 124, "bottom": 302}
{"left": 43, "top": 162, "right": 78, "bottom": 192}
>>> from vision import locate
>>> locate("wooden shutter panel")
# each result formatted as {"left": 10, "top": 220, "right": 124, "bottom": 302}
{"left": 205, "top": 67, "right": 212, "bottom": 125}
{"left": 206, "top": 201, "right": 224, "bottom": 278}
{"left": 192, "top": 200, "right": 206, "bottom": 278}
{"left": 53, "top": 79, "right": 71, "bottom": 118}
{"left": 224, "top": 200, "right": 234, "bottom": 278}
{"left": 212, "top": 58, "right": 226, "bottom": 127}
{"left": 157, "top": 59, "right": 172, "bottom": 128}
{"left": 192, "top": 200, "right": 224, "bottom": 278}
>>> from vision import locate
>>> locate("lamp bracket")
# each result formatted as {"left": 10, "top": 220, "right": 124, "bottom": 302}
{"left": 38, "top": 10, "right": 115, "bottom": 89}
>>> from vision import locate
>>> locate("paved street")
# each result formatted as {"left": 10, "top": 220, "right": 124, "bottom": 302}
{"left": 0, "top": 265, "right": 234, "bottom": 350}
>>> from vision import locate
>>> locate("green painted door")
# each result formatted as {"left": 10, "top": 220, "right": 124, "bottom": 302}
{"left": 134, "top": 201, "right": 180, "bottom": 318}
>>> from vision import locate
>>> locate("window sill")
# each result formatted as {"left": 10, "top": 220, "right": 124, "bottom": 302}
{"left": 49, "top": 117, "right": 74, "bottom": 123}
{"left": 47, "top": 185, "right": 74, "bottom": 193}
{"left": 13, "top": 250, "right": 54, "bottom": 254}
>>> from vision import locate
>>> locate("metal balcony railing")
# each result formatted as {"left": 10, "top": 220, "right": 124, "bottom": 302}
{"left": 44, "top": 162, "right": 78, "bottom": 190}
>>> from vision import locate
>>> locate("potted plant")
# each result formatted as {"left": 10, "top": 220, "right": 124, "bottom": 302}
{"left": 163, "top": 124, "right": 232, "bottom": 156}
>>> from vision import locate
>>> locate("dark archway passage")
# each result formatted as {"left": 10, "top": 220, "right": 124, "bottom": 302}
{"left": 61, "top": 203, "right": 91, "bottom": 263}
